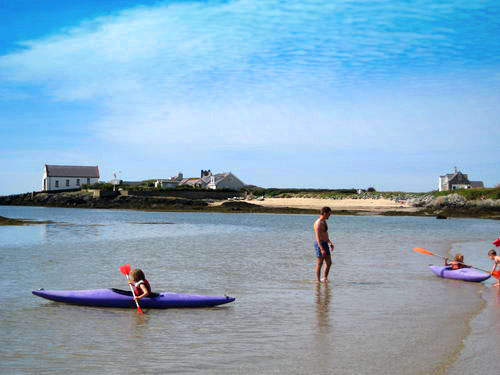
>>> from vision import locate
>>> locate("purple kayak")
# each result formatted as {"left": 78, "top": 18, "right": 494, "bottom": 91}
{"left": 429, "top": 266, "right": 491, "bottom": 282}
{"left": 32, "top": 288, "right": 235, "bottom": 308}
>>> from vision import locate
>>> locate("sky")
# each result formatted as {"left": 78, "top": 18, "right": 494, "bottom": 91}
{"left": 0, "top": 0, "right": 499, "bottom": 195}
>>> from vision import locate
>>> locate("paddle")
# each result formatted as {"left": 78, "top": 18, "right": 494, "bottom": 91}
{"left": 413, "top": 248, "right": 500, "bottom": 278}
{"left": 493, "top": 237, "right": 500, "bottom": 247}
{"left": 119, "top": 264, "right": 144, "bottom": 314}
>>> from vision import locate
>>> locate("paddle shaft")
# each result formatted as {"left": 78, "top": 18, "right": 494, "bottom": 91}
{"left": 124, "top": 274, "right": 143, "bottom": 314}
{"left": 420, "top": 250, "right": 493, "bottom": 274}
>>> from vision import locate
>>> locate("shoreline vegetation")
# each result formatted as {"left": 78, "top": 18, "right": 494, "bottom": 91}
{"left": 0, "top": 187, "right": 499, "bottom": 220}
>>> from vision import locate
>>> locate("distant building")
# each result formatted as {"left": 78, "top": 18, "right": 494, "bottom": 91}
{"left": 201, "top": 171, "right": 245, "bottom": 190}
{"left": 177, "top": 170, "right": 245, "bottom": 190}
{"left": 154, "top": 172, "right": 185, "bottom": 189}
{"left": 438, "top": 168, "right": 484, "bottom": 192}
{"left": 43, "top": 164, "right": 99, "bottom": 191}
{"left": 178, "top": 177, "right": 204, "bottom": 188}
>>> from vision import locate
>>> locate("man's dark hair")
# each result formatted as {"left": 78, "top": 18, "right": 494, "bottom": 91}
{"left": 320, "top": 207, "right": 332, "bottom": 215}
{"left": 489, "top": 249, "right": 497, "bottom": 256}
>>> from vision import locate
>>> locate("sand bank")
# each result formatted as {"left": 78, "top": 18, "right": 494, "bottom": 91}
{"left": 241, "top": 197, "right": 416, "bottom": 213}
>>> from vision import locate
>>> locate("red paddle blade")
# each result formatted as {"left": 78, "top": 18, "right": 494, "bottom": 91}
{"left": 119, "top": 264, "right": 131, "bottom": 276}
{"left": 413, "top": 248, "right": 434, "bottom": 256}
{"left": 493, "top": 237, "right": 500, "bottom": 247}
{"left": 137, "top": 306, "right": 144, "bottom": 314}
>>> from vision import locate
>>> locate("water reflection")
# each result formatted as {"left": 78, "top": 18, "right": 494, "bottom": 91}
{"left": 494, "top": 287, "right": 500, "bottom": 307}
{"left": 129, "top": 311, "right": 150, "bottom": 340}
{"left": 315, "top": 282, "right": 331, "bottom": 330}
{"left": 313, "top": 282, "right": 334, "bottom": 373}
{"left": 42, "top": 223, "right": 103, "bottom": 242}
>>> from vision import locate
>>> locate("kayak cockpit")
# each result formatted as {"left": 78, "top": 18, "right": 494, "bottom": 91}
{"left": 110, "top": 288, "right": 160, "bottom": 298}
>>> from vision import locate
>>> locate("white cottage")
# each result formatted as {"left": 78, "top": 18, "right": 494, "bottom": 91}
{"left": 438, "top": 168, "right": 484, "bottom": 192}
{"left": 201, "top": 172, "right": 245, "bottom": 190}
{"left": 42, "top": 165, "right": 100, "bottom": 191}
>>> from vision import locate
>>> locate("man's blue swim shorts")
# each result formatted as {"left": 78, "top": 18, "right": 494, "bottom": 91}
{"left": 314, "top": 241, "right": 331, "bottom": 258}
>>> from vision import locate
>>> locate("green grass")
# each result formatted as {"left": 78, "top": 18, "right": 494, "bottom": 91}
{"left": 245, "top": 188, "right": 357, "bottom": 198}
{"left": 432, "top": 187, "right": 500, "bottom": 200}
{"left": 244, "top": 188, "right": 431, "bottom": 199}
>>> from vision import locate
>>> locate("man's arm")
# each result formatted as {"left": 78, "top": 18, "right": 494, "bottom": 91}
{"left": 314, "top": 220, "right": 326, "bottom": 255}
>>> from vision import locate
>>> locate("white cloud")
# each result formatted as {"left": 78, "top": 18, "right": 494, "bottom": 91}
{"left": 1, "top": 0, "right": 499, "bottom": 156}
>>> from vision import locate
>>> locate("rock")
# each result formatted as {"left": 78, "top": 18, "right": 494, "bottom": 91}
{"left": 447, "top": 193, "right": 466, "bottom": 207}
{"left": 221, "top": 201, "right": 260, "bottom": 209}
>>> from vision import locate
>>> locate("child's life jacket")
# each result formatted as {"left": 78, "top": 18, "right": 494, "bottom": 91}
{"left": 133, "top": 279, "right": 152, "bottom": 296}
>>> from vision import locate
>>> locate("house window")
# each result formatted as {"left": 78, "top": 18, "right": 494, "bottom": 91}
{"left": 66, "top": 179, "right": 70, "bottom": 187}
{"left": 55, "top": 180, "right": 59, "bottom": 188}
{"left": 87, "top": 178, "right": 90, "bottom": 184}
{"left": 76, "top": 178, "right": 80, "bottom": 186}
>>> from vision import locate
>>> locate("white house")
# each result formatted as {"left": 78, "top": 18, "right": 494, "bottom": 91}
{"left": 42, "top": 165, "right": 100, "bottom": 191}
{"left": 201, "top": 172, "right": 245, "bottom": 190}
{"left": 438, "top": 168, "right": 484, "bottom": 192}
{"left": 176, "top": 170, "right": 245, "bottom": 190}
{"left": 155, "top": 172, "right": 184, "bottom": 189}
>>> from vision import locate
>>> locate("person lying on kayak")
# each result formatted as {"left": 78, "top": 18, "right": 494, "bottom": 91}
{"left": 444, "top": 253, "right": 470, "bottom": 270}
{"left": 488, "top": 249, "right": 500, "bottom": 287}
{"left": 128, "top": 268, "right": 152, "bottom": 300}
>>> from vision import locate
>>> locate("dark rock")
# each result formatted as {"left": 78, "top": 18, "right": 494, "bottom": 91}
{"left": 221, "top": 201, "right": 260, "bottom": 209}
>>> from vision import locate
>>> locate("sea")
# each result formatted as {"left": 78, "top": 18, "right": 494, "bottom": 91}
{"left": 0, "top": 205, "right": 499, "bottom": 375}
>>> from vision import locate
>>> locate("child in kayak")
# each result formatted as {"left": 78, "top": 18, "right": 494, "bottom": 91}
{"left": 128, "top": 268, "right": 152, "bottom": 300}
{"left": 488, "top": 249, "right": 500, "bottom": 287}
{"left": 444, "top": 253, "right": 469, "bottom": 270}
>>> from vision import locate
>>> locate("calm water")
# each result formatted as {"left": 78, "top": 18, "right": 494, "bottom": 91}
{"left": 0, "top": 206, "right": 499, "bottom": 374}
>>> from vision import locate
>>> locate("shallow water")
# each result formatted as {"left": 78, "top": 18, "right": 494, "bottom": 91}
{"left": 0, "top": 206, "right": 499, "bottom": 374}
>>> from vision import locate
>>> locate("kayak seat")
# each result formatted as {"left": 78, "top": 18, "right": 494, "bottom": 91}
{"left": 111, "top": 288, "right": 160, "bottom": 298}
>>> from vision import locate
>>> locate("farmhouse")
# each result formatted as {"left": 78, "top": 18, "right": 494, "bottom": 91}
{"left": 202, "top": 172, "right": 245, "bottom": 190}
{"left": 438, "top": 168, "right": 484, "bottom": 192}
{"left": 155, "top": 172, "right": 184, "bottom": 189}
{"left": 42, "top": 165, "right": 99, "bottom": 191}
{"left": 176, "top": 170, "right": 245, "bottom": 190}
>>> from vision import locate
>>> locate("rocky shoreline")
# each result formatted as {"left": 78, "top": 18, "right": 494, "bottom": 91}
{"left": 0, "top": 215, "right": 55, "bottom": 226}
{"left": 0, "top": 191, "right": 498, "bottom": 219}
{"left": 0, "top": 191, "right": 318, "bottom": 215}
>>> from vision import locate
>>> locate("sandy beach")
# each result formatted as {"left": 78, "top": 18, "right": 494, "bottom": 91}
{"left": 240, "top": 197, "right": 416, "bottom": 213}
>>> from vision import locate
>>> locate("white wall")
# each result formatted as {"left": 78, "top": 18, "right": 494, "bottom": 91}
{"left": 44, "top": 177, "right": 98, "bottom": 191}
{"left": 438, "top": 176, "right": 446, "bottom": 192}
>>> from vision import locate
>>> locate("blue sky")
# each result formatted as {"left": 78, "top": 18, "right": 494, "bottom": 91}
{"left": 1, "top": 0, "right": 499, "bottom": 195}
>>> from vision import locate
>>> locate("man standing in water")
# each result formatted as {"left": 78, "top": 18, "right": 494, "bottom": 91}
{"left": 313, "top": 206, "right": 334, "bottom": 283}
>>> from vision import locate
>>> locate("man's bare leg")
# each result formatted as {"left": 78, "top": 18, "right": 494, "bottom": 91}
{"left": 316, "top": 258, "right": 324, "bottom": 282}
{"left": 322, "top": 255, "right": 332, "bottom": 282}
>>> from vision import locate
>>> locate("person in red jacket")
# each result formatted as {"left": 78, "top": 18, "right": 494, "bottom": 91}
{"left": 128, "top": 268, "right": 151, "bottom": 300}
{"left": 444, "top": 253, "right": 469, "bottom": 270}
